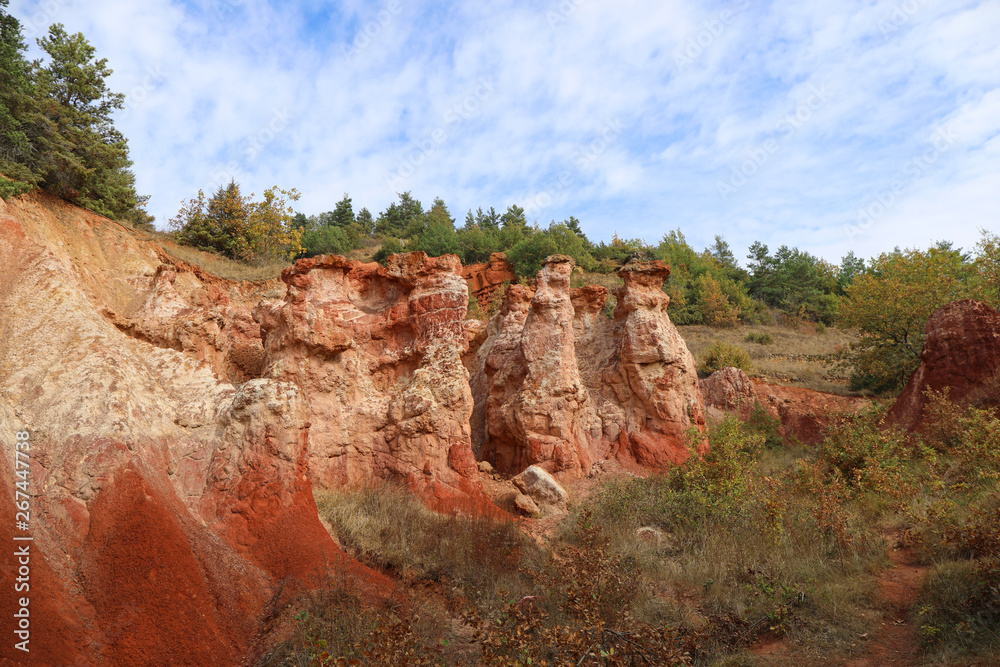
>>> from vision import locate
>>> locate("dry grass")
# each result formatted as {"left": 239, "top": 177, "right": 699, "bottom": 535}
{"left": 679, "top": 323, "right": 860, "bottom": 395}
{"left": 573, "top": 419, "right": 889, "bottom": 664}
{"left": 132, "top": 228, "right": 291, "bottom": 281}
{"left": 315, "top": 486, "right": 542, "bottom": 606}
{"left": 571, "top": 270, "right": 623, "bottom": 291}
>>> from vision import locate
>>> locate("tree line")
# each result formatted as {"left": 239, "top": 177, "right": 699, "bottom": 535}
{"left": 0, "top": 2, "right": 151, "bottom": 227}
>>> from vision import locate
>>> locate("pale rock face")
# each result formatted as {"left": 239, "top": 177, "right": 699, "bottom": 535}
{"left": 254, "top": 252, "right": 489, "bottom": 512}
{"left": 607, "top": 260, "right": 707, "bottom": 466}
{"left": 475, "top": 257, "right": 707, "bottom": 480}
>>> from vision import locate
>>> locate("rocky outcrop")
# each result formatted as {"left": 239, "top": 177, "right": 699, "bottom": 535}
{"left": 0, "top": 192, "right": 388, "bottom": 666}
{"left": 483, "top": 256, "right": 601, "bottom": 478}
{"left": 112, "top": 263, "right": 276, "bottom": 383}
{"left": 888, "top": 299, "right": 1000, "bottom": 431}
{"left": 700, "top": 367, "right": 872, "bottom": 444}
{"left": 607, "top": 260, "right": 707, "bottom": 466}
{"left": 700, "top": 366, "right": 758, "bottom": 419}
{"left": 475, "top": 257, "right": 706, "bottom": 480}
{"left": 254, "top": 252, "right": 492, "bottom": 513}
{"left": 513, "top": 465, "right": 569, "bottom": 508}
{"left": 461, "top": 252, "right": 516, "bottom": 310}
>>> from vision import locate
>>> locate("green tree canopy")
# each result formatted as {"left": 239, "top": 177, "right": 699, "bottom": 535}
{"left": 840, "top": 246, "right": 976, "bottom": 394}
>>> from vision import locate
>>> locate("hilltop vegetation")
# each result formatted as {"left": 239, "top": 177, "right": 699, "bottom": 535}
{"left": 0, "top": 1, "right": 151, "bottom": 226}
{"left": 168, "top": 185, "right": 1000, "bottom": 398}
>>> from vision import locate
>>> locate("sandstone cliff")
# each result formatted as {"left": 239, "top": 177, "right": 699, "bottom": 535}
{"left": 0, "top": 192, "right": 714, "bottom": 665}
{"left": 0, "top": 192, "right": 389, "bottom": 666}
{"left": 475, "top": 257, "right": 706, "bottom": 480}
{"left": 253, "top": 252, "right": 491, "bottom": 514}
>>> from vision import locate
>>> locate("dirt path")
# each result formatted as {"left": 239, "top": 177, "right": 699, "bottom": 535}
{"left": 844, "top": 534, "right": 931, "bottom": 667}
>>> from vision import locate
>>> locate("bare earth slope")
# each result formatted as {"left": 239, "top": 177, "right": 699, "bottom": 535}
{"left": 0, "top": 192, "right": 389, "bottom": 667}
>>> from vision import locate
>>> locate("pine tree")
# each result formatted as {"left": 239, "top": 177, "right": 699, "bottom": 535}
{"left": 0, "top": 1, "right": 38, "bottom": 197}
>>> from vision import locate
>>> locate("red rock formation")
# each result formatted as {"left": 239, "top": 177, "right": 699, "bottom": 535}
{"left": 753, "top": 381, "right": 872, "bottom": 444}
{"left": 887, "top": 299, "right": 1000, "bottom": 431}
{"left": 461, "top": 251, "right": 516, "bottom": 309}
{"left": 608, "top": 260, "right": 707, "bottom": 466}
{"left": 483, "top": 256, "right": 601, "bottom": 478}
{"left": 0, "top": 192, "right": 389, "bottom": 666}
{"left": 476, "top": 257, "right": 706, "bottom": 480}
{"left": 700, "top": 366, "right": 759, "bottom": 419}
{"left": 254, "top": 252, "right": 493, "bottom": 514}
{"left": 700, "top": 367, "right": 872, "bottom": 444}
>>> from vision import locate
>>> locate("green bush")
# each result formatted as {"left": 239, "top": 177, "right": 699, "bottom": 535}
{"left": 744, "top": 331, "right": 774, "bottom": 345}
{"left": 301, "top": 224, "right": 354, "bottom": 257}
{"left": 699, "top": 341, "right": 752, "bottom": 375}
{"left": 372, "top": 237, "right": 403, "bottom": 265}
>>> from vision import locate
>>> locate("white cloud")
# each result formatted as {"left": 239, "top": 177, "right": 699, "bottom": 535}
{"left": 6, "top": 0, "right": 999, "bottom": 263}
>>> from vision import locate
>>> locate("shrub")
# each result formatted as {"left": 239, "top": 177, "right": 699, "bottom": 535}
{"left": 700, "top": 341, "right": 752, "bottom": 375}
{"left": 468, "top": 513, "right": 690, "bottom": 666}
{"left": 812, "top": 407, "right": 910, "bottom": 494}
{"left": 746, "top": 402, "right": 785, "bottom": 448}
{"left": 301, "top": 225, "right": 354, "bottom": 257}
{"left": 744, "top": 331, "right": 774, "bottom": 345}
{"left": 372, "top": 237, "right": 403, "bottom": 265}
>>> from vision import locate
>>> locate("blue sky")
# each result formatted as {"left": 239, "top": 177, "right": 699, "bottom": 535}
{"left": 8, "top": 0, "right": 1000, "bottom": 264}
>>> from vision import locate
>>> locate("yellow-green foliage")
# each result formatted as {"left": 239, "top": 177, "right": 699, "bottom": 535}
{"left": 699, "top": 341, "right": 752, "bottom": 375}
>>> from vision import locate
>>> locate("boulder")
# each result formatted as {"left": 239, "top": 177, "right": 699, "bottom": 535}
{"left": 514, "top": 493, "right": 541, "bottom": 517}
{"left": 512, "top": 465, "right": 569, "bottom": 507}
{"left": 699, "top": 366, "right": 758, "bottom": 420}
{"left": 888, "top": 299, "right": 1000, "bottom": 431}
